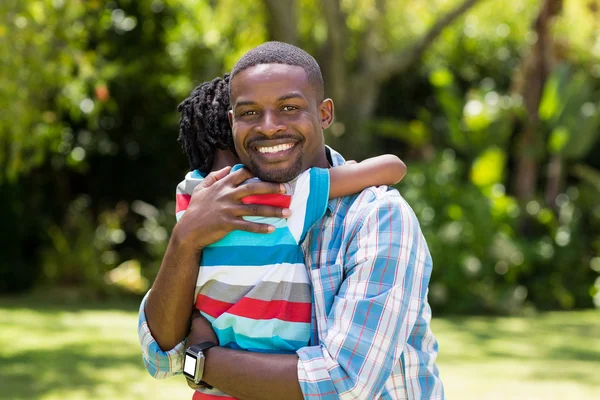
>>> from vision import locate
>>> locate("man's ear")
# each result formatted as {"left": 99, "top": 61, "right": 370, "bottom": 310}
{"left": 319, "top": 98, "right": 334, "bottom": 130}
{"left": 228, "top": 109, "right": 234, "bottom": 128}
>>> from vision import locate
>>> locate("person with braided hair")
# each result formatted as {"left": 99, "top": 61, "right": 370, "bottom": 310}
{"left": 177, "top": 74, "right": 237, "bottom": 173}
{"left": 140, "top": 41, "right": 445, "bottom": 400}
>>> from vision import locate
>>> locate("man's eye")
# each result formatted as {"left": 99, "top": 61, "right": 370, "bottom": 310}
{"left": 282, "top": 105, "right": 298, "bottom": 112}
{"left": 241, "top": 110, "right": 257, "bottom": 116}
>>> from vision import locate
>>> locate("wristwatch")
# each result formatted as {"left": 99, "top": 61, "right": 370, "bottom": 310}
{"left": 183, "top": 342, "right": 218, "bottom": 386}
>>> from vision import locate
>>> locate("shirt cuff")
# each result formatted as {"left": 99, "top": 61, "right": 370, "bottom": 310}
{"left": 297, "top": 345, "right": 339, "bottom": 399}
{"left": 138, "top": 291, "right": 186, "bottom": 378}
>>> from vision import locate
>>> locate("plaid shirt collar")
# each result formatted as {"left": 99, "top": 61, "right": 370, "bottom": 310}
{"left": 324, "top": 145, "right": 345, "bottom": 216}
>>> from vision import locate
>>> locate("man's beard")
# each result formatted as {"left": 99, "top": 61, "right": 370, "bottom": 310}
{"left": 247, "top": 151, "right": 304, "bottom": 183}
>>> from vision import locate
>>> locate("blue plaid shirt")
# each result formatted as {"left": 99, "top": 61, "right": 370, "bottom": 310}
{"left": 138, "top": 148, "right": 445, "bottom": 399}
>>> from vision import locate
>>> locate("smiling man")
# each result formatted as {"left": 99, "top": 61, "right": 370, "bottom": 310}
{"left": 229, "top": 61, "right": 330, "bottom": 184}
{"left": 139, "top": 42, "right": 445, "bottom": 399}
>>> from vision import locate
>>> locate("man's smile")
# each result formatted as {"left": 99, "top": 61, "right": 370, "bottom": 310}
{"left": 256, "top": 143, "right": 294, "bottom": 154}
{"left": 247, "top": 137, "right": 302, "bottom": 163}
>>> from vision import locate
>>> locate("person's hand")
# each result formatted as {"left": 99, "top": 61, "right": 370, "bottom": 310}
{"left": 174, "top": 166, "right": 291, "bottom": 252}
{"left": 185, "top": 309, "right": 219, "bottom": 390}
{"left": 187, "top": 308, "right": 218, "bottom": 346}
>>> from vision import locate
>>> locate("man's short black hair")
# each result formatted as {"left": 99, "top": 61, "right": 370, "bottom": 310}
{"left": 230, "top": 41, "right": 324, "bottom": 100}
{"left": 177, "top": 74, "right": 235, "bottom": 172}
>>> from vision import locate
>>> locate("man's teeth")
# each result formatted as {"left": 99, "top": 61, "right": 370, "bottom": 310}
{"left": 257, "top": 144, "right": 294, "bottom": 154}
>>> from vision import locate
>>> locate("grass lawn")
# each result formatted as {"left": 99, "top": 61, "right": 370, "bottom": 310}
{"left": 1, "top": 294, "right": 599, "bottom": 400}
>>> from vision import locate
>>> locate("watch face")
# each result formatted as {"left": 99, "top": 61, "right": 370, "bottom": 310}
{"left": 183, "top": 354, "right": 197, "bottom": 378}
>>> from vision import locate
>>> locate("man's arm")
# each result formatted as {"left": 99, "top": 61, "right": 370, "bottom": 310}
{"left": 197, "top": 341, "right": 303, "bottom": 400}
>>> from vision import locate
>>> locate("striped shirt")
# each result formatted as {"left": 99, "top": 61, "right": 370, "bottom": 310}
{"left": 175, "top": 166, "right": 329, "bottom": 399}
{"left": 138, "top": 147, "right": 445, "bottom": 399}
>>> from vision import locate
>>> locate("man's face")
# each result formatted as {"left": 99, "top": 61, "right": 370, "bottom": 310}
{"left": 228, "top": 63, "right": 333, "bottom": 183}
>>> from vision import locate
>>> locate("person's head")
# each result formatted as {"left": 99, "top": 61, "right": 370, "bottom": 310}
{"left": 177, "top": 74, "right": 239, "bottom": 173}
{"left": 228, "top": 41, "right": 334, "bottom": 183}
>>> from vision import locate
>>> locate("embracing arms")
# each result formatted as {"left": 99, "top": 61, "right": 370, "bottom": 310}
{"left": 184, "top": 193, "right": 434, "bottom": 399}
{"left": 144, "top": 166, "right": 290, "bottom": 351}
{"left": 140, "top": 166, "right": 438, "bottom": 399}
{"left": 328, "top": 154, "right": 406, "bottom": 199}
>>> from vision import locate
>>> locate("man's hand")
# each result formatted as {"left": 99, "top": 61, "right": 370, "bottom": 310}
{"left": 174, "top": 166, "right": 291, "bottom": 252}
{"left": 146, "top": 166, "right": 291, "bottom": 351}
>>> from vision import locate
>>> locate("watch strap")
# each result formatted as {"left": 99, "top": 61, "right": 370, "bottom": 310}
{"left": 188, "top": 341, "right": 218, "bottom": 353}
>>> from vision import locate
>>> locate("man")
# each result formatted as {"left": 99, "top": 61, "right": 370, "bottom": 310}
{"left": 139, "top": 41, "right": 445, "bottom": 399}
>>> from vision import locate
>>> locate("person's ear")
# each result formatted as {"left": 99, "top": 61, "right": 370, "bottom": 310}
{"left": 319, "top": 98, "right": 334, "bottom": 130}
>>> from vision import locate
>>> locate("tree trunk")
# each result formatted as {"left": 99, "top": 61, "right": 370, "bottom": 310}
{"left": 262, "top": 0, "right": 299, "bottom": 45}
{"left": 511, "top": 0, "right": 563, "bottom": 205}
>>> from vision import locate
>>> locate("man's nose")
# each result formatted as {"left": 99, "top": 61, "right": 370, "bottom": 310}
{"left": 257, "top": 111, "right": 286, "bottom": 136}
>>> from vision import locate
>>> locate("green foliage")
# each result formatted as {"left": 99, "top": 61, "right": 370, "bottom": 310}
{"left": 540, "top": 64, "right": 600, "bottom": 159}
{"left": 403, "top": 150, "right": 599, "bottom": 313}
{"left": 1, "top": 0, "right": 600, "bottom": 314}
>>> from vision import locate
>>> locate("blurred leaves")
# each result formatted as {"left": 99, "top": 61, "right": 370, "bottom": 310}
{"left": 540, "top": 64, "right": 600, "bottom": 159}
{"left": 1, "top": 0, "right": 599, "bottom": 313}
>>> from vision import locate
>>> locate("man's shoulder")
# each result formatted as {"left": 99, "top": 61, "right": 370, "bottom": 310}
{"left": 336, "top": 185, "right": 416, "bottom": 228}
{"left": 351, "top": 185, "right": 409, "bottom": 209}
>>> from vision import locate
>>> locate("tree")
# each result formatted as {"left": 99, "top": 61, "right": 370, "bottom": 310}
{"left": 510, "top": 0, "right": 563, "bottom": 206}
{"left": 262, "top": 0, "right": 485, "bottom": 157}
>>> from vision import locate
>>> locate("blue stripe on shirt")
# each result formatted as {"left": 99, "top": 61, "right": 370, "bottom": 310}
{"left": 202, "top": 244, "right": 304, "bottom": 266}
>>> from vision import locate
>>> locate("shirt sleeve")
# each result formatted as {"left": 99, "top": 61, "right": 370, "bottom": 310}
{"left": 137, "top": 291, "right": 187, "bottom": 379}
{"left": 138, "top": 171, "right": 207, "bottom": 378}
{"left": 294, "top": 167, "right": 330, "bottom": 242}
{"left": 296, "top": 194, "right": 435, "bottom": 399}
{"left": 175, "top": 170, "right": 205, "bottom": 222}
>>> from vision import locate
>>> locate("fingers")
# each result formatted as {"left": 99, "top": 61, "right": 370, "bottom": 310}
{"left": 233, "top": 219, "right": 276, "bottom": 234}
{"left": 235, "top": 203, "right": 291, "bottom": 218}
{"left": 194, "top": 166, "right": 232, "bottom": 191}
{"left": 198, "top": 167, "right": 284, "bottom": 199}
{"left": 228, "top": 168, "right": 285, "bottom": 196}
{"left": 227, "top": 167, "right": 254, "bottom": 185}
{"left": 234, "top": 180, "right": 285, "bottom": 199}
{"left": 345, "top": 160, "right": 357, "bottom": 165}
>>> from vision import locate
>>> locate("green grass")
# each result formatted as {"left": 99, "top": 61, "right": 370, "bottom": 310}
{"left": 1, "top": 295, "right": 599, "bottom": 400}
{"left": 433, "top": 311, "right": 600, "bottom": 399}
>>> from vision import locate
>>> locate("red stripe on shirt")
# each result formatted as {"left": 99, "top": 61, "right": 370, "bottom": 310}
{"left": 242, "top": 194, "right": 291, "bottom": 208}
{"left": 196, "top": 294, "right": 233, "bottom": 318}
{"left": 192, "top": 391, "right": 235, "bottom": 400}
{"left": 176, "top": 193, "right": 191, "bottom": 213}
{"left": 227, "top": 297, "right": 311, "bottom": 322}
{"left": 197, "top": 294, "right": 311, "bottom": 323}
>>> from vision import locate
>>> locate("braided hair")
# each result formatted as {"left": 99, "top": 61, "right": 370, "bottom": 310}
{"left": 177, "top": 74, "right": 236, "bottom": 172}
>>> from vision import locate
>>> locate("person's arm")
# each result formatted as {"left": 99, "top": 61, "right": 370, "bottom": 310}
{"left": 186, "top": 194, "right": 436, "bottom": 399}
{"left": 141, "top": 166, "right": 289, "bottom": 357}
{"left": 185, "top": 311, "right": 304, "bottom": 399}
{"left": 328, "top": 154, "right": 406, "bottom": 199}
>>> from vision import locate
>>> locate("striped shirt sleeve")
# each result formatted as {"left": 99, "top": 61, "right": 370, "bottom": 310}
{"left": 297, "top": 193, "right": 433, "bottom": 399}
{"left": 175, "top": 170, "right": 205, "bottom": 221}
{"left": 300, "top": 167, "right": 330, "bottom": 241}
{"left": 137, "top": 291, "right": 187, "bottom": 378}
